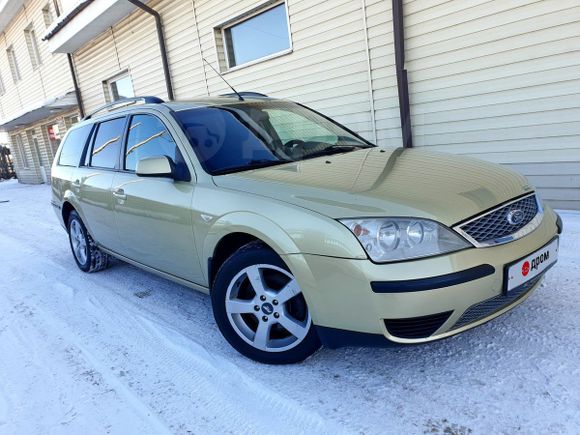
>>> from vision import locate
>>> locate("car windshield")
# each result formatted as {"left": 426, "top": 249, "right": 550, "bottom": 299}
{"left": 173, "top": 100, "right": 374, "bottom": 175}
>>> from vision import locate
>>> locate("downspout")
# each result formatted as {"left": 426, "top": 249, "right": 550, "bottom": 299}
{"left": 127, "top": 0, "right": 175, "bottom": 101}
{"left": 67, "top": 53, "right": 85, "bottom": 118}
{"left": 392, "top": 0, "right": 413, "bottom": 148}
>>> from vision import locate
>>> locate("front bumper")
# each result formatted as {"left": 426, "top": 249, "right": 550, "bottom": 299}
{"left": 282, "top": 208, "right": 560, "bottom": 347}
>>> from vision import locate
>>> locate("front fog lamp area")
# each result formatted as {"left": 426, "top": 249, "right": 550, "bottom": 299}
{"left": 340, "top": 218, "right": 471, "bottom": 262}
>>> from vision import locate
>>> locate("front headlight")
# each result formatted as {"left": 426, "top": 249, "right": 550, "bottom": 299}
{"left": 339, "top": 218, "right": 471, "bottom": 262}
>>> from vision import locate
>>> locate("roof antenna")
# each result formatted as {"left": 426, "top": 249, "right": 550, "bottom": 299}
{"left": 202, "top": 57, "right": 244, "bottom": 101}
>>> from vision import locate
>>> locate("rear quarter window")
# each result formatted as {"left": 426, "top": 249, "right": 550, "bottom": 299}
{"left": 57, "top": 124, "right": 93, "bottom": 167}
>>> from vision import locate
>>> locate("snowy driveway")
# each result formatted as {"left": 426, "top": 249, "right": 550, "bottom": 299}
{"left": 0, "top": 180, "right": 579, "bottom": 434}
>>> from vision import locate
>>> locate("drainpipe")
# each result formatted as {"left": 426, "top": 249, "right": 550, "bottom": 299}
{"left": 67, "top": 53, "right": 85, "bottom": 118}
{"left": 127, "top": 0, "right": 175, "bottom": 101}
{"left": 392, "top": 0, "right": 413, "bottom": 148}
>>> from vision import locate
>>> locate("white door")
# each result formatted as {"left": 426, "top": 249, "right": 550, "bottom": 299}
{"left": 32, "top": 136, "right": 48, "bottom": 183}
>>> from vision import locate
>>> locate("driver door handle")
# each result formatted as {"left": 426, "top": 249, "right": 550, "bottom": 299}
{"left": 112, "top": 188, "right": 127, "bottom": 200}
{"left": 71, "top": 179, "right": 81, "bottom": 189}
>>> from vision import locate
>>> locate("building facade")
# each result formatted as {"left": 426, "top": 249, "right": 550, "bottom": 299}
{"left": 7, "top": 0, "right": 580, "bottom": 209}
{"left": 0, "top": 0, "right": 80, "bottom": 184}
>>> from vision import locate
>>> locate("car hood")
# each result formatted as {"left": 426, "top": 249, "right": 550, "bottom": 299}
{"left": 213, "top": 147, "right": 533, "bottom": 226}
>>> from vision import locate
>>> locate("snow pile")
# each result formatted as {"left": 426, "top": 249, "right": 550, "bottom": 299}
{"left": 0, "top": 181, "right": 578, "bottom": 434}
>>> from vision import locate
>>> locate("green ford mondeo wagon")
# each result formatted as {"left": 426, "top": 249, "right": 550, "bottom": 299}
{"left": 51, "top": 94, "right": 562, "bottom": 364}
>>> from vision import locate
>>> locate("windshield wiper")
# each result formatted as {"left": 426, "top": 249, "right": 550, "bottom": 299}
{"left": 212, "top": 159, "right": 291, "bottom": 175}
{"left": 302, "top": 144, "right": 370, "bottom": 160}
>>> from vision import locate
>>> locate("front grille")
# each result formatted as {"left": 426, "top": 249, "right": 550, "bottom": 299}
{"left": 452, "top": 274, "right": 543, "bottom": 330}
{"left": 385, "top": 311, "right": 453, "bottom": 339}
{"left": 457, "top": 194, "right": 539, "bottom": 246}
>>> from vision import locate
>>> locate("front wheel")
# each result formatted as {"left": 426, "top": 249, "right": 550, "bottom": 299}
{"left": 211, "top": 242, "right": 321, "bottom": 364}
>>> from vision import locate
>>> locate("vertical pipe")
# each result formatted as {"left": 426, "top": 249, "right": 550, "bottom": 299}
{"left": 392, "top": 0, "right": 413, "bottom": 148}
{"left": 127, "top": 0, "right": 175, "bottom": 101}
{"left": 67, "top": 53, "right": 85, "bottom": 118}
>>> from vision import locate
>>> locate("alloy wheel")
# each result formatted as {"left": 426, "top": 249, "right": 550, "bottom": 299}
{"left": 225, "top": 264, "right": 311, "bottom": 352}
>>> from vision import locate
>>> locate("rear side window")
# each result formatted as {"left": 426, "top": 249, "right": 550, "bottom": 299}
{"left": 58, "top": 124, "right": 93, "bottom": 167}
{"left": 90, "top": 117, "right": 126, "bottom": 169}
{"left": 125, "top": 114, "right": 179, "bottom": 171}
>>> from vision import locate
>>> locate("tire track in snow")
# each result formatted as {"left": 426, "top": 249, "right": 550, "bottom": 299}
{"left": 0, "top": 278, "right": 174, "bottom": 435}
{"left": 0, "top": 231, "right": 347, "bottom": 434}
{"left": 134, "top": 313, "right": 343, "bottom": 434}
{"left": 3, "top": 182, "right": 580, "bottom": 434}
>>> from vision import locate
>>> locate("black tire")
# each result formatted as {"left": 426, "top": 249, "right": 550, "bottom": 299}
{"left": 67, "top": 210, "right": 109, "bottom": 273}
{"left": 211, "top": 242, "right": 321, "bottom": 364}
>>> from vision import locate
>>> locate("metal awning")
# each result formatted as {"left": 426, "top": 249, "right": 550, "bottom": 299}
{"left": 43, "top": 0, "right": 141, "bottom": 53}
{"left": 0, "top": 91, "right": 78, "bottom": 131}
{"left": 0, "top": 0, "right": 25, "bottom": 34}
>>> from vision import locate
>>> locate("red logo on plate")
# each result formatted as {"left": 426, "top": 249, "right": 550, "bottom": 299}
{"left": 522, "top": 261, "right": 530, "bottom": 277}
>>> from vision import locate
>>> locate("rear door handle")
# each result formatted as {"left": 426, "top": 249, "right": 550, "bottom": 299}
{"left": 112, "top": 188, "right": 127, "bottom": 200}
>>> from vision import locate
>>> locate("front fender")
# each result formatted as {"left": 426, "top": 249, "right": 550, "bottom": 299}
{"left": 194, "top": 185, "right": 367, "bottom": 285}
{"left": 202, "top": 212, "right": 302, "bottom": 270}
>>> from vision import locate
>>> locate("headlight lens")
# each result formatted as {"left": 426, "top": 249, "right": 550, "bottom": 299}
{"left": 340, "top": 218, "right": 471, "bottom": 262}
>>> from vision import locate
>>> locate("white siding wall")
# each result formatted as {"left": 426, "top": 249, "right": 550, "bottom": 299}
{"left": 9, "top": 109, "right": 79, "bottom": 184}
{"left": 71, "top": 0, "right": 579, "bottom": 209}
{"left": 366, "top": 0, "right": 402, "bottom": 147}
{"left": 0, "top": 0, "right": 74, "bottom": 123}
{"left": 74, "top": 6, "right": 165, "bottom": 112}
{"left": 404, "top": 0, "right": 580, "bottom": 210}
{"left": 0, "top": 0, "right": 78, "bottom": 184}
{"left": 75, "top": 0, "right": 401, "bottom": 145}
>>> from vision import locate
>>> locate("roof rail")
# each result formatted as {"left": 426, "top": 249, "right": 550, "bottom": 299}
{"left": 220, "top": 92, "right": 269, "bottom": 99}
{"left": 82, "top": 96, "right": 165, "bottom": 120}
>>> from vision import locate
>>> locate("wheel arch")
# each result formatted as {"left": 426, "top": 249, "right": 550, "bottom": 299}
{"left": 61, "top": 194, "right": 93, "bottom": 238}
{"left": 62, "top": 201, "right": 76, "bottom": 228}
{"left": 203, "top": 212, "right": 302, "bottom": 289}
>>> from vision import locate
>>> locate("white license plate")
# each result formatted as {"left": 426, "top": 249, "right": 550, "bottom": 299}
{"left": 506, "top": 238, "right": 559, "bottom": 292}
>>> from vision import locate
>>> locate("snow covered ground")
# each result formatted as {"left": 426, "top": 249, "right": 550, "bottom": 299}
{"left": 0, "top": 179, "right": 578, "bottom": 435}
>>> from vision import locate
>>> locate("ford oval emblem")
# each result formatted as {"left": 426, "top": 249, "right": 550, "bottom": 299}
{"left": 507, "top": 209, "right": 525, "bottom": 225}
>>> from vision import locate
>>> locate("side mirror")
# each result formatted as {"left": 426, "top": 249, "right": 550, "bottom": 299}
{"left": 135, "top": 156, "right": 175, "bottom": 179}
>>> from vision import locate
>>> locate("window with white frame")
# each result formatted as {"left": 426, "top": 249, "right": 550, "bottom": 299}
{"left": 6, "top": 46, "right": 21, "bottom": 83}
{"left": 104, "top": 73, "right": 135, "bottom": 102}
{"left": 42, "top": 3, "right": 54, "bottom": 28}
{"left": 219, "top": 2, "right": 291, "bottom": 69}
{"left": 12, "top": 134, "right": 30, "bottom": 168}
{"left": 0, "top": 72, "right": 5, "bottom": 96}
{"left": 24, "top": 25, "right": 42, "bottom": 69}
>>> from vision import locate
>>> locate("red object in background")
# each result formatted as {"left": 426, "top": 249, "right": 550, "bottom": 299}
{"left": 48, "top": 126, "right": 56, "bottom": 140}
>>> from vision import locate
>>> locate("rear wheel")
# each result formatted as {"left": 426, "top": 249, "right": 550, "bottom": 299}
{"left": 212, "top": 242, "right": 321, "bottom": 364}
{"left": 67, "top": 210, "right": 109, "bottom": 273}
